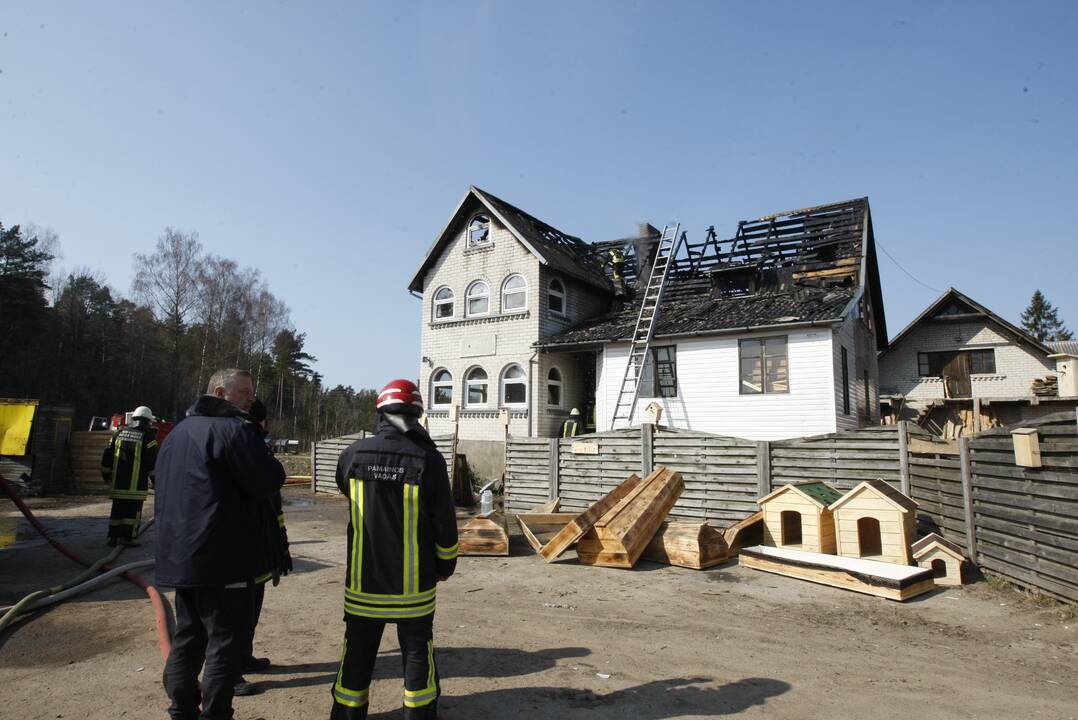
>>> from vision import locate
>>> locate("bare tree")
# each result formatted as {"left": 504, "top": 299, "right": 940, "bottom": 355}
{"left": 194, "top": 255, "right": 240, "bottom": 392}
{"left": 132, "top": 228, "right": 203, "bottom": 416}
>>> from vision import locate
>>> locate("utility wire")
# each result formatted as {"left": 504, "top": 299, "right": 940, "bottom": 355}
{"left": 875, "top": 239, "right": 942, "bottom": 294}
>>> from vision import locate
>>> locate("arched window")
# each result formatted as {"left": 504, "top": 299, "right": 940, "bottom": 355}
{"left": 467, "top": 214, "right": 491, "bottom": 247}
{"left": 501, "top": 274, "right": 527, "bottom": 313}
{"left": 465, "top": 367, "right": 488, "bottom": 406}
{"left": 466, "top": 281, "right": 489, "bottom": 317}
{"left": 501, "top": 364, "right": 527, "bottom": 406}
{"left": 431, "top": 369, "right": 453, "bottom": 407}
{"left": 547, "top": 367, "right": 563, "bottom": 408}
{"left": 432, "top": 287, "right": 454, "bottom": 321}
{"left": 548, "top": 278, "right": 566, "bottom": 316}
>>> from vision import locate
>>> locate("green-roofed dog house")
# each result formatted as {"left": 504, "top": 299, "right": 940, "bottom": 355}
{"left": 757, "top": 482, "right": 844, "bottom": 554}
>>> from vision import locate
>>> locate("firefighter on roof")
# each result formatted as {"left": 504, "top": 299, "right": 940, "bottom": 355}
{"left": 100, "top": 405, "right": 158, "bottom": 546}
{"left": 330, "top": 379, "right": 458, "bottom": 720}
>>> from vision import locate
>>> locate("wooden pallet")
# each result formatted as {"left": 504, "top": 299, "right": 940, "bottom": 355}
{"left": 537, "top": 474, "right": 643, "bottom": 562}
{"left": 516, "top": 512, "right": 575, "bottom": 553}
{"left": 739, "top": 545, "right": 936, "bottom": 601}
{"left": 576, "top": 467, "right": 684, "bottom": 568}
{"left": 640, "top": 521, "right": 730, "bottom": 569}
{"left": 457, "top": 512, "right": 509, "bottom": 556}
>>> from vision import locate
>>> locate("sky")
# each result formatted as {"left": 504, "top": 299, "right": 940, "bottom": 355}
{"left": 2, "top": 2, "right": 1076, "bottom": 390}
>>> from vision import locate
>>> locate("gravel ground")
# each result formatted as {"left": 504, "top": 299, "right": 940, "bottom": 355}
{"left": 1, "top": 488, "right": 1076, "bottom": 720}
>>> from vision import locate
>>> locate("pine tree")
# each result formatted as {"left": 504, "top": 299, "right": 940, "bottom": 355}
{"left": 1020, "top": 290, "right": 1074, "bottom": 342}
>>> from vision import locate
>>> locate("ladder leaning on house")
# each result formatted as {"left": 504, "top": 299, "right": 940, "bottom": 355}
{"left": 609, "top": 223, "right": 682, "bottom": 429}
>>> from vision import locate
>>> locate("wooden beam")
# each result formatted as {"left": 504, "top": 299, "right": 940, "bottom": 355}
{"left": 756, "top": 441, "right": 771, "bottom": 497}
{"left": 898, "top": 421, "right": 911, "bottom": 496}
{"left": 959, "top": 437, "right": 978, "bottom": 562}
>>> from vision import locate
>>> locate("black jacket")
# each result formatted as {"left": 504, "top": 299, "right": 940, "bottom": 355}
{"left": 154, "top": 395, "right": 285, "bottom": 588}
{"left": 335, "top": 416, "right": 458, "bottom": 620}
{"left": 100, "top": 425, "right": 158, "bottom": 500}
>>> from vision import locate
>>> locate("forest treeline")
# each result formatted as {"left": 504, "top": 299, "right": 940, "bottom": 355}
{"left": 0, "top": 221, "right": 377, "bottom": 446}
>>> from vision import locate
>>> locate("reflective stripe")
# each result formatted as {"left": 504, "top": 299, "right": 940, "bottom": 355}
{"left": 255, "top": 572, "right": 272, "bottom": 585}
{"left": 435, "top": 542, "right": 458, "bottom": 560}
{"left": 130, "top": 438, "right": 143, "bottom": 494}
{"left": 343, "top": 599, "right": 436, "bottom": 620}
{"left": 147, "top": 440, "right": 157, "bottom": 449}
{"left": 403, "top": 483, "right": 419, "bottom": 595}
{"left": 111, "top": 440, "right": 122, "bottom": 489}
{"left": 109, "top": 518, "right": 140, "bottom": 526}
{"left": 349, "top": 477, "right": 363, "bottom": 594}
{"left": 276, "top": 513, "right": 286, "bottom": 528}
{"left": 344, "top": 587, "right": 435, "bottom": 604}
{"left": 402, "top": 638, "right": 439, "bottom": 708}
{"left": 109, "top": 491, "right": 148, "bottom": 500}
{"left": 333, "top": 639, "right": 370, "bottom": 708}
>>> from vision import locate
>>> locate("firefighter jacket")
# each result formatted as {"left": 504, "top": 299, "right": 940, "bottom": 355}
{"left": 335, "top": 417, "right": 458, "bottom": 621}
{"left": 101, "top": 425, "right": 158, "bottom": 501}
{"left": 153, "top": 395, "right": 285, "bottom": 588}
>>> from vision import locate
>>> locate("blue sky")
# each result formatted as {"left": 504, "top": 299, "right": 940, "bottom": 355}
{"left": 2, "top": 2, "right": 1075, "bottom": 389}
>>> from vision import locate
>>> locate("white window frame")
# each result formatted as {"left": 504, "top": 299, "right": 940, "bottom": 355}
{"left": 500, "top": 363, "right": 528, "bottom": 407}
{"left": 467, "top": 214, "right": 492, "bottom": 248}
{"left": 501, "top": 274, "right": 528, "bottom": 314}
{"left": 465, "top": 280, "right": 490, "bottom": 317}
{"left": 548, "top": 278, "right": 566, "bottom": 316}
{"left": 431, "top": 369, "right": 453, "bottom": 408}
{"left": 464, "top": 366, "right": 489, "bottom": 407}
{"left": 432, "top": 286, "right": 454, "bottom": 321}
{"left": 547, "top": 366, "right": 563, "bottom": 408}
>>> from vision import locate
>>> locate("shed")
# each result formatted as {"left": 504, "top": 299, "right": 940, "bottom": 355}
{"left": 758, "top": 482, "right": 843, "bottom": 554}
{"left": 910, "top": 532, "right": 967, "bottom": 586}
{"left": 828, "top": 479, "right": 918, "bottom": 564}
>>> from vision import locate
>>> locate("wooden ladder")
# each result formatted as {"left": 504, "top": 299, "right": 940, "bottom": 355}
{"left": 609, "top": 223, "right": 681, "bottom": 429}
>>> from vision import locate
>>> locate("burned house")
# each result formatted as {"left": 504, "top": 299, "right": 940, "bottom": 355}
{"left": 408, "top": 190, "right": 888, "bottom": 480}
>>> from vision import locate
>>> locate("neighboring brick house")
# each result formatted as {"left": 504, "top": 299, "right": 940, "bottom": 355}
{"left": 877, "top": 288, "right": 1075, "bottom": 431}
{"left": 409, "top": 190, "right": 889, "bottom": 479}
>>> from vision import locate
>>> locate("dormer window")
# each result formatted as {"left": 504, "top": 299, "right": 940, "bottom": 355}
{"left": 549, "top": 278, "right": 566, "bottom": 316}
{"left": 467, "top": 214, "right": 491, "bottom": 248}
{"left": 433, "top": 287, "right": 454, "bottom": 321}
{"left": 466, "top": 281, "right": 490, "bottom": 317}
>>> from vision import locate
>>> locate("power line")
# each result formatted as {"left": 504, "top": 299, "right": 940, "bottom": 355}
{"left": 875, "top": 239, "right": 942, "bottom": 294}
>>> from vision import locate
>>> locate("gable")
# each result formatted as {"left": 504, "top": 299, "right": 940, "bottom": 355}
{"left": 759, "top": 481, "right": 841, "bottom": 509}
{"left": 829, "top": 479, "right": 917, "bottom": 513}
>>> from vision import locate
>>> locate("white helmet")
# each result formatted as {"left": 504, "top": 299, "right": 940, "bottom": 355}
{"left": 131, "top": 406, "right": 154, "bottom": 421}
{"left": 570, "top": 407, "right": 581, "bottom": 416}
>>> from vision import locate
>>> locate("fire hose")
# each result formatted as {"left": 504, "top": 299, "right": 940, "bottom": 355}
{"left": 0, "top": 475, "right": 172, "bottom": 660}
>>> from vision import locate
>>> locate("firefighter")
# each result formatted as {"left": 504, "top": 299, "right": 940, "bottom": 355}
{"left": 561, "top": 407, "right": 582, "bottom": 438}
{"left": 100, "top": 406, "right": 158, "bottom": 547}
{"left": 330, "top": 379, "right": 458, "bottom": 720}
{"left": 608, "top": 247, "right": 626, "bottom": 281}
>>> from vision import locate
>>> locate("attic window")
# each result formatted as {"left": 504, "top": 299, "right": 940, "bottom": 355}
{"left": 468, "top": 215, "right": 491, "bottom": 248}
{"left": 549, "top": 278, "right": 566, "bottom": 316}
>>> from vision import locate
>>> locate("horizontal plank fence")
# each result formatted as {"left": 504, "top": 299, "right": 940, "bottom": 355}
{"left": 312, "top": 432, "right": 455, "bottom": 496}
{"left": 770, "top": 426, "right": 902, "bottom": 493}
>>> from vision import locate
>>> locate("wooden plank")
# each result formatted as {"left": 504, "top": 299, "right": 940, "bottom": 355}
{"left": 739, "top": 545, "right": 936, "bottom": 601}
{"left": 516, "top": 512, "right": 575, "bottom": 553}
{"left": 537, "top": 474, "right": 643, "bottom": 562}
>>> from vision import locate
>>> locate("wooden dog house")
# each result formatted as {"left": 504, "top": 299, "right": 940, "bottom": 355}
{"left": 911, "top": 532, "right": 967, "bottom": 586}
{"left": 758, "top": 482, "right": 843, "bottom": 554}
{"left": 828, "top": 480, "right": 918, "bottom": 565}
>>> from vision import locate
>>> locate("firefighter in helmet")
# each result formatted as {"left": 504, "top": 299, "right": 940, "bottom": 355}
{"left": 561, "top": 408, "right": 582, "bottom": 438}
{"left": 608, "top": 247, "right": 626, "bottom": 281}
{"left": 330, "top": 379, "right": 458, "bottom": 719}
{"left": 101, "top": 406, "right": 158, "bottom": 546}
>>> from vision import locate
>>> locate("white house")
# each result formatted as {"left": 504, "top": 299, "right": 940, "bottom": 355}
{"left": 408, "top": 190, "right": 889, "bottom": 480}
{"left": 878, "top": 288, "right": 1075, "bottom": 431}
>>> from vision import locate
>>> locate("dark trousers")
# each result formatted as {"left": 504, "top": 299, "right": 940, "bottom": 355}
{"left": 107, "top": 498, "right": 143, "bottom": 539}
{"left": 238, "top": 582, "right": 267, "bottom": 669}
{"left": 164, "top": 586, "right": 253, "bottom": 720}
{"left": 330, "top": 616, "right": 439, "bottom": 720}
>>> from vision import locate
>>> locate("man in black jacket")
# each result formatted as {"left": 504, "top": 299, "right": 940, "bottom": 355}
{"left": 155, "top": 368, "right": 285, "bottom": 720}
{"left": 330, "top": 379, "right": 458, "bottom": 720}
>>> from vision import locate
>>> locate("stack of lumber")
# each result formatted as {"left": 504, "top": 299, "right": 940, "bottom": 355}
{"left": 537, "top": 474, "right": 643, "bottom": 562}
{"left": 576, "top": 467, "right": 684, "bottom": 568}
{"left": 70, "top": 431, "right": 112, "bottom": 489}
{"left": 457, "top": 511, "right": 509, "bottom": 556}
{"left": 1031, "top": 376, "right": 1059, "bottom": 397}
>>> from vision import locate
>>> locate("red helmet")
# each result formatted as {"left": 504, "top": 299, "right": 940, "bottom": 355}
{"left": 377, "top": 379, "right": 424, "bottom": 416}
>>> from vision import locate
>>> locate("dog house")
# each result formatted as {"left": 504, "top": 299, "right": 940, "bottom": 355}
{"left": 758, "top": 482, "right": 843, "bottom": 554}
{"left": 910, "top": 532, "right": 967, "bottom": 586}
{"left": 829, "top": 480, "right": 918, "bottom": 565}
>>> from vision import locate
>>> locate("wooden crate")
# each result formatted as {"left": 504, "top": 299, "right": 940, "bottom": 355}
{"left": 517, "top": 512, "right": 575, "bottom": 554}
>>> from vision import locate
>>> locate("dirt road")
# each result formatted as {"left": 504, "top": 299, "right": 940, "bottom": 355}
{"left": 1, "top": 489, "right": 1075, "bottom": 719}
